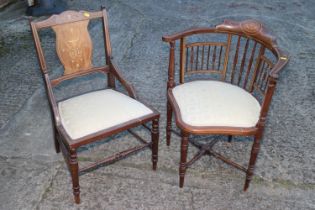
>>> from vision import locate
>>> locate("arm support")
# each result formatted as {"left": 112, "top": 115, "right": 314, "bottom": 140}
{"left": 110, "top": 60, "right": 137, "bottom": 99}
{"left": 44, "top": 74, "right": 61, "bottom": 126}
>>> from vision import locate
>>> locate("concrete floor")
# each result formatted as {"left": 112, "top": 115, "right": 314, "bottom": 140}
{"left": 0, "top": 0, "right": 314, "bottom": 209}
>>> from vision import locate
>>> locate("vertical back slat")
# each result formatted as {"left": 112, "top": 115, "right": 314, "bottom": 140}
{"left": 190, "top": 46, "right": 194, "bottom": 71}
{"left": 195, "top": 46, "right": 199, "bottom": 70}
{"left": 180, "top": 37, "right": 186, "bottom": 83}
{"left": 257, "top": 61, "right": 266, "bottom": 88}
{"left": 237, "top": 38, "right": 249, "bottom": 85}
{"left": 201, "top": 46, "right": 205, "bottom": 70}
{"left": 207, "top": 46, "right": 211, "bottom": 69}
{"left": 218, "top": 46, "right": 223, "bottom": 70}
{"left": 231, "top": 36, "right": 241, "bottom": 83}
{"left": 260, "top": 63, "right": 268, "bottom": 89}
{"left": 185, "top": 46, "right": 189, "bottom": 72}
{"left": 222, "top": 34, "right": 232, "bottom": 80}
{"left": 212, "top": 46, "right": 217, "bottom": 69}
{"left": 243, "top": 41, "right": 257, "bottom": 88}
{"left": 250, "top": 46, "right": 265, "bottom": 92}
{"left": 263, "top": 66, "right": 271, "bottom": 91}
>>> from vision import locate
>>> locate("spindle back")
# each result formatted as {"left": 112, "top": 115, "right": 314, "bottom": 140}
{"left": 163, "top": 19, "right": 289, "bottom": 104}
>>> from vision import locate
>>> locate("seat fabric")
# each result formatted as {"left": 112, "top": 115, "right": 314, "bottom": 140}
{"left": 172, "top": 80, "right": 261, "bottom": 128}
{"left": 58, "top": 89, "right": 153, "bottom": 139}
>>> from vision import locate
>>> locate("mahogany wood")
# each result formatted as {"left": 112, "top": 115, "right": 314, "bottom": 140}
{"left": 79, "top": 143, "right": 151, "bottom": 174}
{"left": 30, "top": 9, "right": 160, "bottom": 204}
{"left": 179, "top": 131, "right": 189, "bottom": 188}
{"left": 180, "top": 37, "right": 186, "bottom": 83}
{"left": 162, "top": 19, "right": 289, "bottom": 190}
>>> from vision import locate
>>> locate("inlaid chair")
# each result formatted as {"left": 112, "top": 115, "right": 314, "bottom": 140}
{"left": 30, "top": 9, "right": 160, "bottom": 204}
{"left": 162, "top": 20, "right": 288, "bottom": 190}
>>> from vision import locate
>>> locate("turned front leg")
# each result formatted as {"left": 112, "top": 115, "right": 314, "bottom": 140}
{"left": 151, "top": 118, "right": 159, "bottom": 170}
{"left": 179, "top": 131, "right": 189, "bottom": 188}
{"left": 69, "top": 149, "right": 80, "bottom": 204}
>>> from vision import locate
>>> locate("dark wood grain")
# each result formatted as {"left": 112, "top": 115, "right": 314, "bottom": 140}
{"left": 30, "top": 9, "right": 160, "bottom": 204}
{"left": 162, "top": 19, "right": 289, "bottom": 190}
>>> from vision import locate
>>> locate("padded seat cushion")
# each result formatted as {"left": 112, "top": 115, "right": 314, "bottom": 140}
{"left": 58, "top": 89, "right": 153, "bottom": 139}
{"left": 172, "top": 80, "right": 261, "bottom": 128}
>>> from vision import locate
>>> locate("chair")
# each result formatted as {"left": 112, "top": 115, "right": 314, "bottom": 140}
{"left": 30, "top": 9, "right": 160, "bottom": 204}
{"left": 162, "top": 20, "right": 289, "bottom": 190}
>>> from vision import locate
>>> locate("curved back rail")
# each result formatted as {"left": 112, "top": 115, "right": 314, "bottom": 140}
{"left": 163, "top": 19, "right": 289, "bottom": 120}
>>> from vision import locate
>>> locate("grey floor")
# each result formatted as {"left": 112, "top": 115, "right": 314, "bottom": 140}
{"left": 0, "top": 0, "right": 314, "bottom": 209}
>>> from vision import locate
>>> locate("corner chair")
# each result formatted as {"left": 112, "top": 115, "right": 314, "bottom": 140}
{"left": 162, "top": 19, "right": 289, "bottom": 190}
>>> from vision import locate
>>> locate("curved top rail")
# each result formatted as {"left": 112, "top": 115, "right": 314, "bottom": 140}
{"left": 162, "top": 19, "right": 289, "bottom": 77}
{"left": 33, "top": 10, "right": 103, "bottom": 29}
{"left": 215, "top": 19, "right": 276, "bottom": 49}
{"left": 162, "top": 19, "right": 276, "bottom": 46}
{"left": 162, "top": 27, "right": 216, "bottom": 42}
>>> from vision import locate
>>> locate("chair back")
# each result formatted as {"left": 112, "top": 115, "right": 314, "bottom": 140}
{"left": 30, "top": 9, "right": 112, "bottom": 87}
{"left": 163, "top": 20, "right": 289, "bottom": 104}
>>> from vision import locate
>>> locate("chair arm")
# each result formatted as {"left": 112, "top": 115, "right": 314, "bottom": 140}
{"left": 269, "top": 49, "right": 289, "bottom": 78}
{"left": 109, "top": 60, "right": 138, "bottom": 99}
{"left": 44, "top": 74, "right": 62, "bottom": 126}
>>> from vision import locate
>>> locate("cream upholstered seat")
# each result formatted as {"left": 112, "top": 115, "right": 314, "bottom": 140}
{"left": 58, "top": 89, "right": 153, "bottom": 139}
{"left": 172, "top": 80, "right": 261, "bottom": 127}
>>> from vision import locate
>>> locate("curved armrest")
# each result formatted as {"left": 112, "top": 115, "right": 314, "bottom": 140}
{"left": 269, "top": 48, "right": 289, "bottom": 78}
{"left": 45, "top": 74, "right": 75, "bottom": 146}
{"left": 44, "top": 74, "right": 62, "bottom": 126}
{"left": 110, "top": 60, "right": 138, "bottom": 99}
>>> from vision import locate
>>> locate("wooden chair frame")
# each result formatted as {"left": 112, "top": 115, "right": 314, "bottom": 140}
{"left": 30, "top": 9, "right": 160, "bottom": 204}
{"left": 162, "top": 20, "right": 289, "bottom": 190}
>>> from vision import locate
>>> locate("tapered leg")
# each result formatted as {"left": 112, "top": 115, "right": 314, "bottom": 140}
{"left": 151, "top": 118, "right": 159, "bottom": 171}
{"left": 244, "top": 134, "right": 262, "bottom": 191}
{"left": 53, "top": 126, "right": 60, "bottom": 153}
{"left": 166, "top": 100, "right": 172, "bottom": 146}
{"left": 179, "top": 131, "right": 189, "bottom": 188}
{"left": 69, "top": 149, "right": 80, "bottom": 204}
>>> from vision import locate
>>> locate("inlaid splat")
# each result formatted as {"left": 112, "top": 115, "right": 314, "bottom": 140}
{"left": 30, "top": 9, "right": 161, "bottom": 204}
{"left": 52, "top": 19, "right": 93, "bottom": 75}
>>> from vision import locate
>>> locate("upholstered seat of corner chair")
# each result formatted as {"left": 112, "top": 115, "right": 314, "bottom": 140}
{"left": 58, "top": 89, "right": 154, "bottom": 139}
{"left": 170, "top": 80, "right": 261, "bottom": 128}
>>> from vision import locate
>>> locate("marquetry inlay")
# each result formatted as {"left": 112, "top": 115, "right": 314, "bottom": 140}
{"left": 240, "top": 20, "right": 262, "bottom": 35}
{"left": 52, "top": 19, "right": 93, "bottom": 75}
